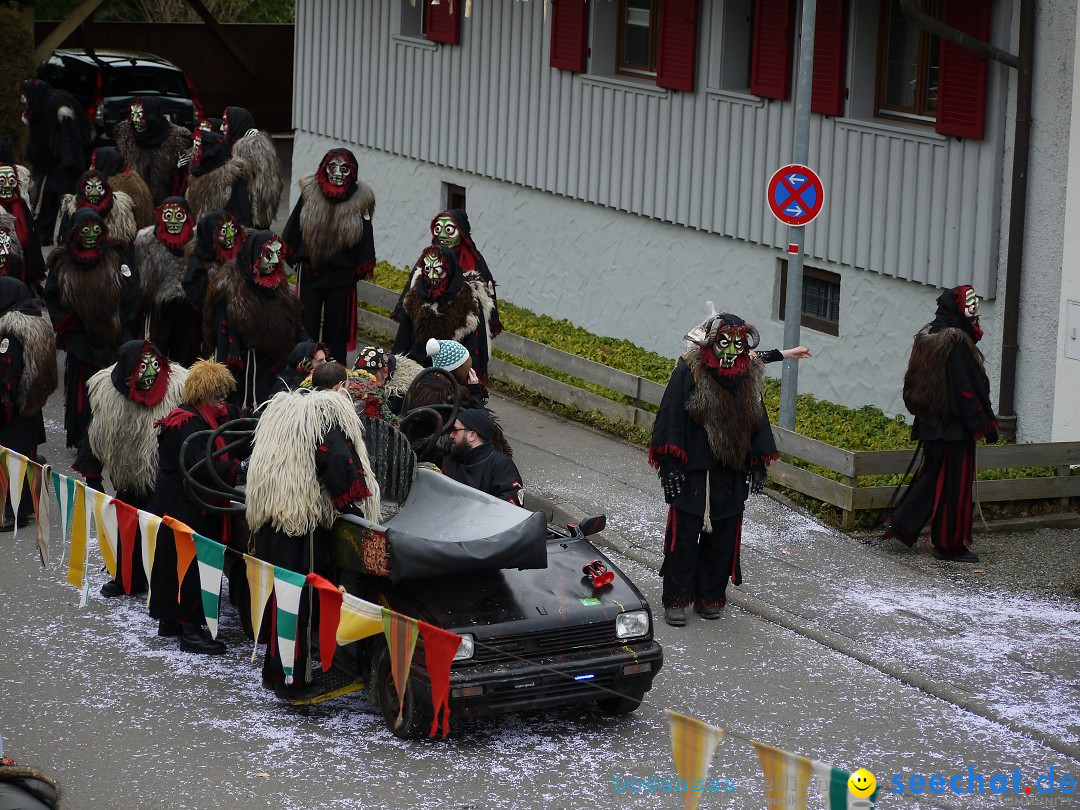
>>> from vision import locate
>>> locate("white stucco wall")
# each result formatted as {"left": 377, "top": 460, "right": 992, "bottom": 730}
{"left": 293, "top": 133, "right": 968, "bottom": 421}
{"left": 1052, "top": 3, "right": 1080, "bottom": 442}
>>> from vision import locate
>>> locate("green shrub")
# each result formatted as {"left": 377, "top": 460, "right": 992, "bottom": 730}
{"left": 0, "top": 8, "right": 35, "bottom": 161}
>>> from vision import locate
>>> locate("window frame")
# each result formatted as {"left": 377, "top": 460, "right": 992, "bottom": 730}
{"left": 874, "top": 0, "right": 941, "bottom": 123}
{"left": 778, "top": 261, "right": 841, "bottom": 337}
{"left": 615, "top": 0, "right": 660, "bottom": 78}
{"left": 398, "top": 0, "right": 427, "bottom": 41}
{"left": 444, "top": 182, "right": 466, "bottom": 212}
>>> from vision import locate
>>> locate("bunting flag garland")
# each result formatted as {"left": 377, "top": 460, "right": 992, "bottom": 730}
{"left": 381, "top": 607, "right": 419, "bottom": 729}
{"left": 88, "top": 488, "right": 118, "bottom": 579}
{"left": 51, "top": 470, "right": 76, "bottom": 546}
{"left": 752, "top": 740, "right": 876, "bottom": 810}
{"left": 4, "top": 448, "right": 28, "bottom": 532}
{"left": 63, "top": 480, "right": 90, "bottom": 591}
{"left": 667, "top": 710, "right": 725, "bottom": 810}
{"left": 336, "top": 592, "right": 384, "bottom": 646}
{"left": 272, "top": 566, "right": 308, "bottom": 685}
{"left": 810, "top": 760, "right": 875, "bottom": 810}
{"left": 193, "top": 533, "right": 226, "bottom": 638}
{"left": 305, "top": 573, "right": 344, "bottom": 672}
{"left": 27, "top": 461, "right": 50, "bottom": 566}
{"left": 161, "top": 516, "right": 196, "bottom": 605}
{"left": 113, "top": 500, "right": 140, "bottom": 594}
{"left": 418, "top": 621, "right": 462, "bottom": 739}
{"left": 137, "top": 509, "right": 162, "bottom": 604}
{"left": 244, "top": 554, "right": 275, "bottom": 663}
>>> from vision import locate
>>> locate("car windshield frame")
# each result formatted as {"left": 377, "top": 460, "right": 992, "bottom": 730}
{"left": 101, "top": 66, "right": 188, "bottom": 99}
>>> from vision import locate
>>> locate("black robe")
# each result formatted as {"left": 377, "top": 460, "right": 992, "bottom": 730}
{"left": 442, "top": 443, "right": 523, "bottom": 504}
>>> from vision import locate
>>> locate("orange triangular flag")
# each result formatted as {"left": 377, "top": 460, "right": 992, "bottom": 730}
{"left": 162, "top": 515, "right": 196, "bottom": 604}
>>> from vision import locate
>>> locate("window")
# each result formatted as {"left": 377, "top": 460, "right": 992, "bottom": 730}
{"left": 444, "top": 183, "right": 466, "bottom": 211}
{"left": 719, "top": 0, "right": 755, "bottom": 91}
{"left": 617, "top": 0, "right": 659, "bottom": 76}
{"left": 400, "top": 0, "right": 426, "bottom": 39}
{"left": 778, "top": 262, "right": 841, "bottom": 336}
{"left": 875, "top": 0, "right": 940, "bottom": 122}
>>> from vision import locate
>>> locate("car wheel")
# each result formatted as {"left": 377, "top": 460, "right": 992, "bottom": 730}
{"left": 370, "top": 642, "right": 432, "bottom": 739}
{"left": 596, "top": 689, "right": 645, "bottom": 716}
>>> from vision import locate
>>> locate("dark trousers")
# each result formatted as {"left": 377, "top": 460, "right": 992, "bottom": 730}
{"left": 299, "top": 283, "right": 351, "bottom": 366}
{"left": 36, "top": 189, "right": 61, "bottom": 245}
{"left": 63, "top": 356, "right": 102, "bottom": 449}
{"left": 661, "top": 508, "right": 742, "bottom": 608}
{"left": 148, "top": 519, "right": 204, "bottom": 625}
{"left": 889, "top": 439, "right": 975, "bottom": 553}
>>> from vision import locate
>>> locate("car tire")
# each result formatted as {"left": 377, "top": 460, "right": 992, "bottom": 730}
{"left": 596, "top": 689, "right": 645, "bottom": 716}
{"left": 370, "top": 642, "right": 433, "bottom": 739}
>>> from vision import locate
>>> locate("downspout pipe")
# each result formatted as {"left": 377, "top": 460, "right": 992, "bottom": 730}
{"left": 900, "top": 0, "right": 1032, "bottom": 440}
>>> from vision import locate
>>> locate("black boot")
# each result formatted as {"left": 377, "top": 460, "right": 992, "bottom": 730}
{"left": 178, "top": 624, "right": 226, "bottom": 655}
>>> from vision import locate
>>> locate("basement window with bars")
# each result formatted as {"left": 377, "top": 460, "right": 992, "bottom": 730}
{"left": 778, "top": 261, "right": 841, "bottom": 336}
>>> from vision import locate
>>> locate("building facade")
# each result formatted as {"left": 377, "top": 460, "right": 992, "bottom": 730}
{"left": 291, "top": 0, "right": 1078, "bottom": 441}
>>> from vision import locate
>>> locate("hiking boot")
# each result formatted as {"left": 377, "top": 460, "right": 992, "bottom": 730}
{"left": 99, "top": 579, "right": 125, "bottom": 598}
{"left": 693, "top": 601, "right": 724, "bottom": 619}
{"left": 158, "top": 620, "right": 182, "bottom": 637}
{"left": 178, "top": 624, "right": 226, "bottom": 655}
{"left": 664, "top": 605, "right": 687, "bottom": 627}
{"left": 934, "top": 547, "right": 980, "bottom": 563}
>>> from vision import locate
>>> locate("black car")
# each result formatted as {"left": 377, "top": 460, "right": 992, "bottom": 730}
{"left": 35, "top": 48, "right": 202, "bottom": 143}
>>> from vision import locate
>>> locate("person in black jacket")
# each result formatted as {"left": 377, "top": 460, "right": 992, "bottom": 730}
{"left": 648, "top": 312, "right": 778, "bottom": 627}
{"left": 281, "top": 147, "right": 375, "bottom": 366}
{"left": 443, "top": 407, "right": 523, "bottom": 505}
{"left": 42, "top": 209, "right": 139, "bottom": 448}
{"left": 147, "top": 358, "right": 246, "bottom": 654}
{"left": 884, "top": 285, "right": 998, "bottom": 562}
{"left": 19, "top": 79, "right": 91, "bottom": 245}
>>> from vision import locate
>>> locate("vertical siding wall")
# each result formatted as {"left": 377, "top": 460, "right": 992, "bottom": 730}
{"left": 294, "top": 0, "right": 1003, "bottom": 296}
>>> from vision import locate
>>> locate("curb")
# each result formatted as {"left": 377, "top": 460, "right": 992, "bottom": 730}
{"left": 526, "top": 489, "right": 1080, "bottom": 765}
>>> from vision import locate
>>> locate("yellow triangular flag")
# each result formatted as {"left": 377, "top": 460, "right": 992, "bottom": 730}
{"left": 64, "top": 481, "right": 90, "bottom": 590}
{"left": 667, "top": 710, "right": 725, "bottom": 809}
{"left": 244, "top": 554, "right": 276, "bottom": 663}
{"left": 137, "top": 509, "right": 162, "bottom": 607}
{"left": 752, "top": 740, "right": 814, "bottom": 810}
{"left": 337, "top": 592, "right": 384, "bottom": 645}
{"left": 90, "top": 488, "right": 118, "bottom": 578}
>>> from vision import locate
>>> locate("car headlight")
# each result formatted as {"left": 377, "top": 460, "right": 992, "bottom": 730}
{"left": 453, "top": 633, "right": 475, "bottom": 661}
{"left": 615, "top": 610, "right": 650, "bottom": 639}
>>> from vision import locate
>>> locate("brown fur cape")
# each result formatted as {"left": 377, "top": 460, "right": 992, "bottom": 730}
{"left": 402, "top": 281, "right": 481, "bottom": 345}
{"left": 185, "top": 156, "right": 253, "bottom": 221}
{"left": 114, "top": 120, "right": 193, "bottom": 204}
{"left": 203, "top": 261, "right": 302, "bottom": 362}
{"left": 134, "top": 225, "right": 189, "bottom": 310}
{"left": 107, "top": 170, "right": 155, "bottom": 230}
{"left": 683, "top": 350, "right": 767, "bottom": 469}
{"left": 60, "top": 191, "right": 138, "bottom": 244}
{"left": 903, "top": 325, "right": 983, "bottom": 427}
{"left": 296, "top": 174, "right": 375, "bottom": 268}
{"left": 50, "top": 242, "right": 129, "bottom": 347}
{"left": 0, "top": 309, "right": 58, "bottom": 416}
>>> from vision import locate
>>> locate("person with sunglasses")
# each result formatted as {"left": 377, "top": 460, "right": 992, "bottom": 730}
{"left": 443, "top": 407, "right": 524, "bottom": 506}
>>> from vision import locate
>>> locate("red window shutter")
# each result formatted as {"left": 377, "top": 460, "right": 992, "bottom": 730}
{"left": 656, "top": 0, "right": 700, "bottom": 92}
{"left": 811, "top": 0, "right": 847, "bottom": 115}
{"left": 425, "top": 0, "right": 461, "bottom": 45}
{"left": 936, "top": 0, "right": 991, "bottom": 139}
{"left": 550, "top": 0, "right": 589, "bottom": 72}
{"left": 750, "top": 0, "right": 796, "bottom": 99}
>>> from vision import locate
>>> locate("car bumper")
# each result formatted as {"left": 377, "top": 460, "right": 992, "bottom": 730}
{"left": 411, "top": 640, "right": 664, "bottom": 719}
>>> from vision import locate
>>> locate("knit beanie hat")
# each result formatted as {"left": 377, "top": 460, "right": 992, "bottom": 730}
{"left": 456, "top": 406, "right": 495, "bottom": 441}
{"left": 426, "top": 338, "right": 470, "bottom": 371}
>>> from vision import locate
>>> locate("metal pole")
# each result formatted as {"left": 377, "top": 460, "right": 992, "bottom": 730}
{"left": 779, "top": 0, "right": 818, "bottom": 431}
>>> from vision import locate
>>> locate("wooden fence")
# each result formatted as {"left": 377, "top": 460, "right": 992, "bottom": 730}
{"left": 358, "top": 282, "right": 1080, "bottom": 527}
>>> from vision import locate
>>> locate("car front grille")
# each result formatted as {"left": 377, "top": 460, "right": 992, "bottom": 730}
{"left": 470, "top": 622, "right": 616, "bottom": 664}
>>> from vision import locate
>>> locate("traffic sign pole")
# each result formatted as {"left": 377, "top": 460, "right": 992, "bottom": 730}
{"left": 779, "top": 0, "right": 817, "bottom": 432}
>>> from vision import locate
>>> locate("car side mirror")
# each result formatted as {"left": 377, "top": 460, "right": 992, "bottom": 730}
{"left": 574, "top": 515, "right": 606, "bottom": 538}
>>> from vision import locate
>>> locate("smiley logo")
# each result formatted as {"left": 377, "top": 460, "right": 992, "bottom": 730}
{"left": 848, "top": 768, "right": 877, "bottom": 798}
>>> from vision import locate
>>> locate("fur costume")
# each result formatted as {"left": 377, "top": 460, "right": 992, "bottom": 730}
{"left": 402, "top": 278, "right": 483, "bottom": 346}
{"left": 186, "top": 156, "right": 253, "bottom": 223}
{"left": 0, "top": 308, "right": 58, "bottom": 417}
{"left": 20, "top": 80, "right": 90, "bottom": 192}
{"left": 0, "top": 215, "right": 25, "bottom": 282}
{"left": 183, "top": 357, "right": 236, "bottom": 404}
{"left": 383, "top": 354, "right": 424, "bottom": 401}
{"left": 903, "top": 326, "right": 982, "bottom": 430}
{"left": 114, "top": 119, "right": 193, "bottom": 205}
{"left": 231, "top": 129, "right": 283, "bottom": 229}
{"left": 85, "top": 353, "right": 188, "bottom": 495}
{"left": 60, "top": 189, "right": 138, "bottom": 244}
{"left": 134, "top": 225, "right": 188, "bottom": 310}
{"left": 683, "top": 349, "right": 768, "bottom": 470}
{"left": 294, "top": 174, "right": 374, "bottom": 270}
{"left": 203, "top": 259, "right": 301, "bottom": 363}
{"left": 107, "top": 170, "right": 155, "bottom": 230}
{"left": 247, "top": 388, "right": 381, "bottom": 535}
{"left": 52, "top": 242, "right": 129, "bottom": 349}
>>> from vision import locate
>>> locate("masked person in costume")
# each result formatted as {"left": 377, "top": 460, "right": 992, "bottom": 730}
{"left": 90, "top": 147, "right": 154, "bottom": 231}
{"left": 0, "top": 163, "right": 45, "bottom": 291}
{"left": 147, "top": 358, "right": 245, "bottom": 653}
{"left": 0, "top": 218, "right": 26, "bottom": 283}
{"left": 43, "top": 209, "right": 139, "bottom": 448}
{"left": 649, "top": 313, "right": 778, "bottom": 627}
{"left": 392, "top": 245, "right": 494, "bottom": 380}
{"left": 19, "top": 79, "right": 91, "bottom": 245}
{"left": 58, "top": 169, "right": 138, "bottom": 245}
{"left": 272, "top": 340, "right": 330, "bottom": 395}
{"left": 181, "top": 209, "right": 245, "bottom": 320}
{"left": 884, "top": 285, "right": 998, "bottom": 563}
{"left": 113, "top": 96, "right": 193, "bottom": 205}
{"left": 74, "top": 340, "right": 187, "bottom": 595}
{"left": 204, "top": 229, "right": 305, "bottom": 409}
{"left": 0, "top": 278, "right": 58, "bottom": 531}
{"left": 185, "top": 129, "right": 253, "bottom": 227}
{"left": 246, "top": 379, "right": 380, "bottom": 697}
{"left": 0, "top": 137, "right": 32, "bottom": 207}
{"left": 282, "top": 147, "right": 376, "bottom": 366}
{"left": 221, "top": 106, "right": 283, "bottom": 229}
{"left": 134, "top": 197, "right": 200, "bottom": 365}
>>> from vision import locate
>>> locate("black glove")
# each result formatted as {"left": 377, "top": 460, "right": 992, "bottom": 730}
{"left": 748, "top": 465, "right": 766, "bottom": 495}
{"left": 984, "top": 428, "right": 999, "bottom": 445}
{"left": 659, "top": 467, "right": 685, "bottom": 504}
